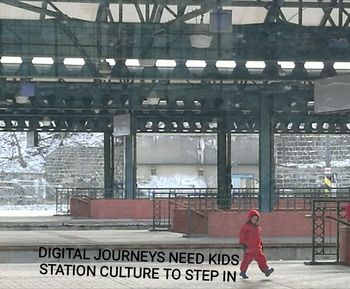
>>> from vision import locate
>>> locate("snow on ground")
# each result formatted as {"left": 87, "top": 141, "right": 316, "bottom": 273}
{"left": 139, "top": 175, "right": 207, "bottom": 188}
{"left": 0, "top": 204, "right": 57, "bottom": 216}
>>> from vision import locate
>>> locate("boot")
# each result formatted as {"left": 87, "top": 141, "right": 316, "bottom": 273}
{"left": 264, "top": 267, "right": 274, "bottom": 277}
{"left": 239, "top": 272, "right": 249, "bottom": 279}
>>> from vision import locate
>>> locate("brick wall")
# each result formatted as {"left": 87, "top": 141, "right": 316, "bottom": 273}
{"left": 207, "top": 211, "right": 313, "bottom": 237}
{"left": 70, "top": 198, "right": 170, "bottom": 219}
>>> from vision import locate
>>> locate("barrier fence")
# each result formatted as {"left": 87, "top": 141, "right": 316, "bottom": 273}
{"left": 310, "top": 199, "right": 350, "bottom": 264}
{"left": 56, "top": 187, "right": 350, "bottom": 215}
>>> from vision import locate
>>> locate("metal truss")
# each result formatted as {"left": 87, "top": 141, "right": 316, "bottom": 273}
{"left": 2, "top": 1, "right": 350, "bottom": 27}
{"left": 0, "top": 2, "right": 350, "bottom": 133}
{"left": 1, "top": 19, "right": 350, "bottom": 64}
{"left": 0, "top": 81, "right": 350, "bottom": 133}
{"left": 1, "top": 2, "right": 349, "bottom": 81}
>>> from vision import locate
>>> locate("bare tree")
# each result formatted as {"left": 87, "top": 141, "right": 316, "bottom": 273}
{"left": 11, "top": 132, "right": 27, "bottom": 168}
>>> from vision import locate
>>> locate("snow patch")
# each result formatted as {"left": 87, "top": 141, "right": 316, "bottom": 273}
{"left": 139, "top": 175, "right": 207, "bottom": 188}
{"left": 0, "top": 205, "right": 56, "bottom": 216}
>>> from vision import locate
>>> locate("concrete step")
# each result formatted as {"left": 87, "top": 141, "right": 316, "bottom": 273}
{"left": 0, "top": 216, "right": 156, "bottom": 231}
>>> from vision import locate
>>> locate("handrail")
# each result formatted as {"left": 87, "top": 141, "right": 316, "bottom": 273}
{"left": 57, "top": 186, "right": 350, "bottom": 215}
{"left": 325, "top": 215, "right": 350, "bottom": 227}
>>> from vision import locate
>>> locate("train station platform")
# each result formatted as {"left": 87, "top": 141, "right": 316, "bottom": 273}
{"left": 0, "top": 260, "right": 349, "bottom": 289}
{"left": 0, "top": 216, "right": 348, "bottom": 288}
{"left": 0, "top": 215, "right": 153, "bottom": 231}
{"left": 0, "top": 215, "right": 331, "bottom": 264}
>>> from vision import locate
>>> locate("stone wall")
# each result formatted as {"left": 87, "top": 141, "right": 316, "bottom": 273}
{"left": 39, "top": 134, "right": 350, "bottom": 190}
{"left": 275, "top": 135, "right": 326, "bottom": 165}
{"left": 275, "top": 135, "right": 350, "bottom": 187}
{"left": 275, "top": 135, "right": 350, "bottom": 165}
{"left": 44, "top": 138, "right": 125, "bottom": 189}
{"left": 45, "top": 147, "right": 105, "bottom": 188}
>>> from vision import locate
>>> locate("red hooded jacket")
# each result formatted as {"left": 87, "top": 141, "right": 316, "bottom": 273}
{"left": 239, "top": 209, "right": 263, "bottom": 250}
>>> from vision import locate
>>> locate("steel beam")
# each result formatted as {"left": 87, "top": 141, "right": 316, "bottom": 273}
{"left": 124, "top": 113, "right": 137, "bottom": 199}
{"left": 259, "top": 93, "right": 274, "bottom": 212}
{"left": 217, "top": 115, "right": 231, "bottom": 209}
{"left": 104, "top": 131, "right": 114, "bottom": 197}
{"left": 0, "top": 81, "right": 349, "bottom": 134}
{"left": 1, "top": 20, "right": 350, "bottom": 67}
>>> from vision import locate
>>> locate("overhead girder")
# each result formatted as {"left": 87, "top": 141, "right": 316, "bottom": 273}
{"left": 0, "top": 81, "right": 314, "bottom": 115}
{"left": 1, "top": 80, "right": 349, "bottom": 135}
{"left": 136, "top": 114, "right": 350, "bottom": 134}
{"left": 0, "top": 113, "right": 349, "bottom": 134}
{"left": 0, "top": 20, "right": 350, "bottom": 71}
{"left": 0, "top": 115, "right": 113, "bottom": 132}
{"left": 0, "top": 11, "right": 348, "bottom": 134}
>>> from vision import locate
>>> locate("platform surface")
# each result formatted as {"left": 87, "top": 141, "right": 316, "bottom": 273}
{"left": 0, "top": 215, "right": 313, "bottom": 247}
{"left": 0, "top": 216, "right": 348, "bottom": 288}
{"left": 0, "top": 261, "right": 349, "bottom": 289}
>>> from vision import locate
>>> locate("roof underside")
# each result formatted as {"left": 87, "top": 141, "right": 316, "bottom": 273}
{"left": 0, "top": 1, "right": 350, "bottom": 133}
{"left": 0, "top": 0, "right": 349, "bottom": 26}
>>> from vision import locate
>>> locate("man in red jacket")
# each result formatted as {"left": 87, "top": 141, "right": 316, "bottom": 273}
{"left": 239, "top": 209, "right": 274, "bottom": 279}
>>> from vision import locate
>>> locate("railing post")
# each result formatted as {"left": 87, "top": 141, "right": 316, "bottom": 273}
{"left": 312, "top": 200, "right": 316, "bottom": 263}
{"left": 168, "top": 193, "right": 171, "bottom": 230}
{"left": 152, "top": 192, "right": 155, "bottom": 231}
{"left": 55, "top": 188, "right": 59, "bottom": 215}
{"left": 337, "top": 201, "right": 340, "bottom": 262}
{"left": 187, "top": 195, "right": 191, "bottom": 235}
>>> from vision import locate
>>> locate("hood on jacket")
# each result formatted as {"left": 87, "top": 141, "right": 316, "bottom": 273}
{"left": 247, "top": 209, "right": 260, "bottom": 221}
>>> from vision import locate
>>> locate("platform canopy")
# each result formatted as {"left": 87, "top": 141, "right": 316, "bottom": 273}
{"left": 0, "top": 0, "right": 349, "bottom": 133}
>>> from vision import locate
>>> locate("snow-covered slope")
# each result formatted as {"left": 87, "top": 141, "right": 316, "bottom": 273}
{"left": 0, "top": 132, "right": 103, "bottom": 173}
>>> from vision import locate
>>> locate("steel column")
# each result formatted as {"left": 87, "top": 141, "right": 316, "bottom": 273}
{"left": 125, "top": 114, "right": 137, "bottom": 199}
{"left": 217, "top": 116, "right": 231, "bottom": 209}
{"left": 103, "top": 131, "right": 114, "bottom": 198}
{"left": 259, "top": 94, "right": 274, "bottom": 212}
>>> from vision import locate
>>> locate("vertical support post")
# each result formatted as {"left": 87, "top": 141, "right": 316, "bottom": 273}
{"left": 104, "top": 131, "right": 114, "bottom": 198}
{"left": 168, "top": 193, "right": 171, "bottom": 230}
{"left": 217, "top": 116, "right": 232, "bottom": 209}
{"left": 312, "top": 200, "right": 316, "bottom": 263}
{"left": 125, "top": 114, "right": 137, "bottom": 199}
{"left": 336, "top": 201, "right": 340, "bottom": 262}
{"left": 259, "top": 93, "right": 274, "bottom": 212}
{"left": 325, "top": 135, "right": 331, "bottom": 167}
{"left": 27, "top": 131, "right": 39, "bottom": 147}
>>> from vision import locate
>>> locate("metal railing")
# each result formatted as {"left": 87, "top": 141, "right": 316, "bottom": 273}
{"left": 55, "top": 187, "right": 124, "bottom": 214}
{"left": 56, "top": 186, "right": 350, "bottom": 216}
{"left": 150, "top": 187, "right": 350, "bottom": 232}
{"left": 274, "top": 187, "right": 350, "bottom": 211}
{"left": 310, "top": 199, "right": 350, "bottom": 264}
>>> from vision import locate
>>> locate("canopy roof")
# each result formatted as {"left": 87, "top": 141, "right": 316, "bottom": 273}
{"left": 0, "top": 1, "right": 350, "bottom": 134}
{"left": 0, "top": 0, "right": 348, "bottom": 26}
